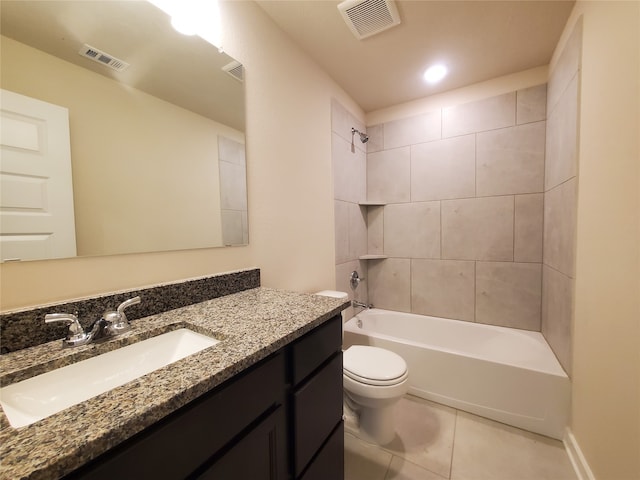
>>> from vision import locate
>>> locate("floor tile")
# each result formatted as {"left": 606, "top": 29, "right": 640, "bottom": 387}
{"left": 450, "top": 411, "right": 578, "bottom": 480}
{"left": 345, "top": 432, "right": 393, "bottom": 480}
{"left": 386, "top": 456, "right": 448, "bottom": 480}
{"left": 381, "top": 396, "right": 457, "bottom": 478}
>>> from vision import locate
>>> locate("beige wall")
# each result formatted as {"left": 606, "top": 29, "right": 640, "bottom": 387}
{"left": 0, "top": 1, "right": 362, "bottom": 311}
{"left": 563, "top": 2, "right": 640, "bottom": 479}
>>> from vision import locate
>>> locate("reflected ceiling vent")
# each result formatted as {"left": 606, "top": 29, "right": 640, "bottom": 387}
{"left": 78, "top": 44, "right": 130, "bottom": 72}
{"left": 222, "top": 60, "right": 244, "bottom": 82}
{"left": 337, "top": 0, "right": 401, "bottom": 40}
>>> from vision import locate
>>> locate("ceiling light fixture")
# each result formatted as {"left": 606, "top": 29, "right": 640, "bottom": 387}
{"left": 147, "top": 0, "right": 222, "bottom": 49}
{"left": 423, "top": 64, "right": 448, "bottom": 84}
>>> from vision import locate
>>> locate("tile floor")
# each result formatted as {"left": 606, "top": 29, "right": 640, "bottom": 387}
{"left": 345, "top": 395, "right": 578, "bottom": 480}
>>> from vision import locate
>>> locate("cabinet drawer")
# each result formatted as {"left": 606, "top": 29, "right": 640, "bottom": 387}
{"left": 290, "top": 315, "right": 341, "bottom": 385}
{"left": 299, "top": 421, "right": 344, "bottom": 480}
{"left": 66, "top": 352, "right": 285, "bottom": 480}
{"left": 293, "top": 352, "right": 343, "bottom": 476}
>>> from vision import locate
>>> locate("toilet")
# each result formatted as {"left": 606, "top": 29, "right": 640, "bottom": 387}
{"left": 315, "top": 291, "right": 409, "bottom": 445}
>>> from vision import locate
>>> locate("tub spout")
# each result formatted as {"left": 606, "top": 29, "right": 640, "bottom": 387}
{"left": 352, "top": 300, "right": 373, "bottom": 310}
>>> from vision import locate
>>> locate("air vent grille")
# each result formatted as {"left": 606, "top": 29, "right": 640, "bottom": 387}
{"left": 222, "top": 60, "right": 244, "bottom": 82}
{"left": 78, "top": 44, "right": 130, "bottom": 72}
{"left": 338, "top": 0, "right": 401, "bottom": 40}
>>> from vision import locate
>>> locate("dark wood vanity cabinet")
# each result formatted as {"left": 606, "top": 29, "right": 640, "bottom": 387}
{"left": 65, "top": 315, "right": 343, "bottom": 480}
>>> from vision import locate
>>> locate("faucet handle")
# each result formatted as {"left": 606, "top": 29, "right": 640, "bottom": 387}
{"left": 116, "top": 296, "right": 141, "bottom": 318}
{"left": 105, "top": 296, "right": 141, "bottom": 335}
{"left": 45, "top": 313, "right": 90, "bottom": 347}
{"left": 350, "top": 271, "right": 364, "bottom": 291}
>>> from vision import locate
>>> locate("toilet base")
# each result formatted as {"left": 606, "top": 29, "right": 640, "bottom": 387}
{"left": 343, "top": 397, "right": 398, "bottom": 445}
{"left": 359, "top": 404, "right": 396, "bottom": 445}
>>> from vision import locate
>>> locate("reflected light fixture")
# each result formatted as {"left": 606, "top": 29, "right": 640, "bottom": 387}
{"left": 147, "top": 0, "right": 222, "bottom": 49}
{"left": 423, "top": 64, "right": 448, "bottom": 84}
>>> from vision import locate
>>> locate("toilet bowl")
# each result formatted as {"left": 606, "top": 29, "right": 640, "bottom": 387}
{"left": 315, "top": 291, "right": 409, "bottom": 445}
{"left": 343, "top": 345, "right": 408, "bottom": 444}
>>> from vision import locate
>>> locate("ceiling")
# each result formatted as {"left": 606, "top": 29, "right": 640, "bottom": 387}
{"left": 0, "top": 0, "right": 245, "bottom": 131}
{"left": 256, "top": 0, "right": 575, "bottom": 112}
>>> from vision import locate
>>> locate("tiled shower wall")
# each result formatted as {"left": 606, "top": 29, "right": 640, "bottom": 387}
{"left": 219, "top": 136, "right": 249, "bottom": 245}
{"left": 363, "top": 86, "right": 547, "bottom": 331}
{"left": 333, "top": 57, "right": 580, "bottom": 374}
{"left": 541, "top": 19, "right": 582, "bottom": 375}
{"left": 332, "top": 100, "right": 369, "bottom": 318}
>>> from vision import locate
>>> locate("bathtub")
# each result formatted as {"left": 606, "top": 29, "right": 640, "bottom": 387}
{"left": 343, "top": 309, "right": 570, "bottom": 440}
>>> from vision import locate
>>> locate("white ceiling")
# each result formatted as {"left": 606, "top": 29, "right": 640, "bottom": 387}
{"left": 256, "top": 0, "right": 575, "bottom": 112}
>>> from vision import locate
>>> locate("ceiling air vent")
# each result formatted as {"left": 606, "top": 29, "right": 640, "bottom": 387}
{"left": 337, "top": 0, "right": 401, "bottom": 40}
{"left": 78, "top": 44, "right": 130, "bottom": 72}
{"left": 222, "top": 60, "right": 244, "bottom": 83}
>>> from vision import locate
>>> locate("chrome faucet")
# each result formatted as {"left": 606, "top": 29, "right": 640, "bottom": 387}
{"left": 352, "top": 300, "right": 373, "bottom": 310}
{"left": 45, "top": 296, "right": 141, "bottom": 348}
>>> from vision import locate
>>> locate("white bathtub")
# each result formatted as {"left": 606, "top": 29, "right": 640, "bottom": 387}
{"left": 343, "top": 308, "right": 570, "bottom": 439}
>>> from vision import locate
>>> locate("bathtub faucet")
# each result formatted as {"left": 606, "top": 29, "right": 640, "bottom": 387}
{"left": 352, "top": 300, "right": 373, "bottom": 310}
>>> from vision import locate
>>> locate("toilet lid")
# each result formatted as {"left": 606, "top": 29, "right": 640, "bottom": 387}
{"left": 343, "top": 345, "right": 407, "bottom": 385}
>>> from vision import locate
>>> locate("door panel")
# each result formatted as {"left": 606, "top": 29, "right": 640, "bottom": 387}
{"left": 1, "top": 89, "right": 76, "bottom": 261}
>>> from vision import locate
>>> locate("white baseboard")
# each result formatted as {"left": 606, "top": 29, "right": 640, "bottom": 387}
{"left": 564, "top": 428, "right": 597, "bottom": 480}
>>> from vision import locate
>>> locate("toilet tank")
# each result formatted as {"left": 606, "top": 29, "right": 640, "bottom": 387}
{"left": 314, "top": 291, "right": 349, "bottom": 321}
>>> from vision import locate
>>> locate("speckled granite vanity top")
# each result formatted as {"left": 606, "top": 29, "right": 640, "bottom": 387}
{"left": 0, "top": 288, "right": 348, "bottom": 480}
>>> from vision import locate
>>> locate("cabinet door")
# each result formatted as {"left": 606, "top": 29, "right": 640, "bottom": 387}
{"left": 299, "top": 422, "right": 344, "bottom": 480}
{"left": 197, "top": 406, "right": 287, "bottom": 480}
{"left": 293, "top": 352, "right": 343, "bottom": 476}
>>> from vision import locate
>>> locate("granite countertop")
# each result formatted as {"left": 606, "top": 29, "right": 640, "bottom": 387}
{"left": 0, "top": 288, "right": 348, "bottom": 480}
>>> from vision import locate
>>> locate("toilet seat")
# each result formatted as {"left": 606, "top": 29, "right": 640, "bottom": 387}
{"left": 343, "top": 345, "right": 408, "bottom": 386}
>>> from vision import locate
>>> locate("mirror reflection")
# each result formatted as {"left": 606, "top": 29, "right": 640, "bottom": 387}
{"left": 0, "top": 0, "right": 247, "bottom": 262}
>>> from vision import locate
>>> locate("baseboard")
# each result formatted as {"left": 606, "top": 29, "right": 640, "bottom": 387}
{"left": 564, "top": 428, "right": 596, "bottom": 480}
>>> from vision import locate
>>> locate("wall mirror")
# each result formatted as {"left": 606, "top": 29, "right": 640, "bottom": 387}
{"left": 0, "top": 0, "right": 247, "bottom": 263}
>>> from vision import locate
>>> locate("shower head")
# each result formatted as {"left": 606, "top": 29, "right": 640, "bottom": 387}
{"left": 351, "top": 128, "right": 369, "bottom": 143}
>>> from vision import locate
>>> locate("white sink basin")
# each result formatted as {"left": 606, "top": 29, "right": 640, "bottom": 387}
{"left": 0, "top": 328, "right": 219, "bottom": 428}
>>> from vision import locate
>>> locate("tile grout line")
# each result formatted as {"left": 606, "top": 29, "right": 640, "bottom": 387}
{"left": 448, "top": 409, "right": 460, "bottom": 479}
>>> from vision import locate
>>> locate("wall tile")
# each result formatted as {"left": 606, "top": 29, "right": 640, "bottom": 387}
{"left": 367, "top": 147, "right": 411, "bottom": 202}
{"left": 368, "top": 258, "right": 411, "bottom": 312}
{"left": 335, "top": 260, "right": 368, "bottom": 321}
{"left": 219, "top": 161, "right": 247, "bottom": 210}
{"left": 411, "top": 259, "right": 475, "bottom": 321}
{"left": 348, "top": 203, "right": 368, "bottom": 260}
{"left": 541, "top": 265, "right": 573, "bottom": 374}
{"left": 383, "top": 110, "right": 441, "bottom": 149}
{"left": 545, "top": 75, "right": 578, "bottom": 190}
{"left": 547, "top": 18, "right": 582, "bottom": 115}
{"left": 384, "top": 202, "right": 441, "bottom": 258}
{"left": 476, "top": 262, "right": 542, "bottom": 330}
{"left": 218, "top": 136, "right": 245, "bottom": 166}
{"left": 543, "top": 179, "right": 577, "bottom": 277}
{"left": 442, "top": 196, "right": 514, "bottom": 261}
{"left": 477, "top": 122, "right": 546, "bottom": 196}
{"left": 411, "top": 135, "right": 476, "bottom": 201}
{"left": 221, "top": 210, "right": 244, "bottom": 245}
{"left": 332, "top": 132, "right": 366, "bottom": 203}
{"left": 334, "top": 200, "right": 350, "bottom": 264}
{"left": 516, "top": 84, "right": 547, "bottom": 124}
{"left": 367, "top": 206, "right": 384, "bottom": 255}
{"left": 331, "top": 98, "right": 366, "bottom": 146}
{"left": 442, "top": 92, "right": 516, "bottom": 138}
{"left": 514, "top": 194, "right": 544, "bottom": 263}
{"left": 366, "top": 124, "right": 384, "bottom": 153}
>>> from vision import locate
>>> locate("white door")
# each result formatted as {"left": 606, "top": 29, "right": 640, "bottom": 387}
{"left": 0, "top": 89, "right": 76, "bottom": 261}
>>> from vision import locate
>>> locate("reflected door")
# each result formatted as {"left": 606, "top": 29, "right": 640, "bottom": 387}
{"left": 0, "top": 89, "right": 76, "bottom": 261}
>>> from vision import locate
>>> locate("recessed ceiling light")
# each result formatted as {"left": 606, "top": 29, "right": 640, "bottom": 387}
{"left": 423, "top": 64, "right": 448, "bottom": 84}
